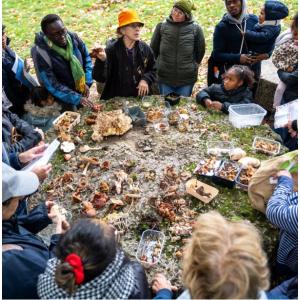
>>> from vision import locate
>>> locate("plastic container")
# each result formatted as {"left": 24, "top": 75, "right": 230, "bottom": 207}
{"left": 212, "top": 160, "right": 241, "bottom": 188}
{"left": 53, "top": 111, "right": 81, "bottom": 132}
{"left": 206, "top": 141, "right": 234, "bottom": 156}
{"left": 252, "top": 136, "right": 281, "bottom": 155}
{"left": 136, "top": 230, "right": 165, "bottom": 268}
{"left": 228, "top": 104, "right": 267, "bottom": 128}
{"left": 127, "top": 106, "right": 146, "bottom": 127}
{"left": 165, "top": 92, "right": 180, "bottom": 106}
{"left": 194, "top": 158, "right": 222, "bottom": 177}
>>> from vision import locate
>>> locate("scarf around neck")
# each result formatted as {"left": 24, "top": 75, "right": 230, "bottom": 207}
{"left": 44, "top": 34, "right": 85, "bottom": 93}
{"left": 37, "top": 250, "right": 135, "bottom": 299}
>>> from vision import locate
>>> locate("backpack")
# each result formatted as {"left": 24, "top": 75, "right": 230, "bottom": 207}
{"left": 31, "top": 45, "right": 52, "bottom": 85}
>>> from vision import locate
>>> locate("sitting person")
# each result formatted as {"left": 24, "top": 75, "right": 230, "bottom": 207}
{"left": 22, "top": 86, "right": 61, "bottom": 131}
{"left": 2, "top": 163, "right": 68, "bottom": 299}
{"left": 32, "top": 14, "right": 94, "bottom": 111}
{"left": 196, "top": 65, "right": 254, "bottom": 113}
{"left": 92, "top": 9, "right": 156, "bottom": 100}
{"left": 37, "top": 218, "right": 150, "bottom": 299}
{"left": 152, "top": 211, "right": 270, "bottom": 299}
{"left": 266, "top": 170, "right": 298, "bottom": 275}
{"left": 244, "top": 1, "right": 289, "bottom": 56}
{"left": 2, "top": 25, "right": 39, "bottom": 117}
{"left": 274, "top": 119, "right": 298, "bottom": 151}
{"left": 272, "top": 13, "right": 298, "bottom": 107}
{"left": 2, "top": 90, "right": 44, "bottom": 154}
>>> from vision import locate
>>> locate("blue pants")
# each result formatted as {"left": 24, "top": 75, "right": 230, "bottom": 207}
{"left": 158, "top": 83, "right": 194, "bottom": 97}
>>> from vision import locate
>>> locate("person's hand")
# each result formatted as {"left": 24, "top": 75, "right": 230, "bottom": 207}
{"left": 45, "top": 200, "right": 55, "bottom": 213}
{"left": 287, "top": 66, "right": 294, "bottom": 72}
{"left": 48, "top": 207, "right": 69, "bottom": 234}
{"left": 210, "top": 101, "right": 223, "bottom": 111}
{"left": 35, "top": 127, "right": 45, "bottom": 140}
{"left": 83, "top": 84, "right": 90, "bottom": 98}
{"left": 251, "top": 53, "right": 269, "bottom": 64}
{"left": 137, "top": 80, "right": 149, "bottom": 96}
{"left": 204, "top": 99, "right": 212, "bottom": 108}
{"left": 91, "top": 47, "right": 107, "bottom": 61}
{"left": 152, "top": 274, "right": 178, "bottom": 294}
{"left": 276, "top": 170, "right": 292, "bottom": 178}
{"left": 18, "top": 144, "right": 48, "bottom": 164}
{"left": 32, "top": 163, "right": 52, "bottom": 181}
{"left": 240, "top": 54, "right": 254, "bottom": 65}
{"left": 80, "top": 97, "right": 94, "bottom": 108}
{"left": 287, "top": 120, "right": 297, "bottom": 138}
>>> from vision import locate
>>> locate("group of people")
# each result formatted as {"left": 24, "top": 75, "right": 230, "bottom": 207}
{"left": 2, "top": 0, "right": 298, "bottom": 299}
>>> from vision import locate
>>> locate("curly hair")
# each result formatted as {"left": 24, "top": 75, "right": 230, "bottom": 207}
{"left": 182, "top": 211, "right": 270, "bottom": 299}
{"left": 228, "top": 65, "right": 255, "bottom": 88}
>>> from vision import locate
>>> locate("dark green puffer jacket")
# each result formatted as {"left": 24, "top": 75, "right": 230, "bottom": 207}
{"left": 150, "top": 17, "right": 205, "bottom": 87}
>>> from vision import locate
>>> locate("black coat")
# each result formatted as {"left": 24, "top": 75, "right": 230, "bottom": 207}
{"left": 278, "top": 68, "right": 298, "bottom": 104}
{"left": 2, "top": 93, "right": 42, "bottom": 153}
{"left": 196, "top": 83, "right": 253, "bottom": 113}
{"left": 93, "top": 38, "right": 156, "bottom": 100}
{"left": 3, "top": 204, "right": 59, "bottom": 299}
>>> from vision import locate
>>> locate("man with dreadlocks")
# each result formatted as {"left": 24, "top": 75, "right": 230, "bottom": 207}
{"left": 31, "top": 14, "right": 94, "bottom": 111}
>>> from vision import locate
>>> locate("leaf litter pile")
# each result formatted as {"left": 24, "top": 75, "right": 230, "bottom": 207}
{"left": 31, "top": 95, "right": 283, "bottom": 287}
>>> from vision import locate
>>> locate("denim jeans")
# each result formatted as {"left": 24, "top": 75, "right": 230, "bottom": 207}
{"left": 158, "top": 83, "right": 194, "bottom": 97}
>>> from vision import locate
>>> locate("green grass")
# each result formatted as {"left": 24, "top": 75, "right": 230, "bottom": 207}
{"left": 3, "top": 0, "right": 297, "bottom": 58}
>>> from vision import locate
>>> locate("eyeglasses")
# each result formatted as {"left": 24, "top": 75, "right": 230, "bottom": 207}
{"left": 128, "top": 23, "right": 143, "bottom": 29}
{"left": 172, "top": 7, "right": 185, "bottom": 17}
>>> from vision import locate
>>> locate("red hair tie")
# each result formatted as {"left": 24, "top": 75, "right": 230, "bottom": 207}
{"left": 65, "top": 253, "right": 85, "bottom": 285}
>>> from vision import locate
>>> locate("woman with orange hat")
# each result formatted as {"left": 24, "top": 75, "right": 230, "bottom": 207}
{"left": 92, "top": 9, "right": 156, "bottom": 100}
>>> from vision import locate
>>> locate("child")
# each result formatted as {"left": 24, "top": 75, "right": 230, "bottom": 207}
{"left": 244, "top": 1, "right": 289, "bottom": 55}
{"left": 272, "top": 14, "right": 298, "bottom": 107}
{"left": 37, "top": 219, "right": 150, "bottom": 299}
{"left": 196, "top": 65, "right": 254, "bottom": 113}
{"left": 22, "top": 86, "right": 61, "bottom": 131}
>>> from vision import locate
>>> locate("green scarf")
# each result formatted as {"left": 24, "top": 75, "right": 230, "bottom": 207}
{"left": 44, "top": 34, "right": 86, "bottom": 93}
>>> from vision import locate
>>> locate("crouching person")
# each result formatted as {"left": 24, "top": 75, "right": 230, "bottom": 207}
{"left": 152, "top": 211, "right": 270, "bottom": 299}
{"left": 2, "top": 163, "right": 68, "bottom": 299}
{"left": 38, "top": 218, "right": 150, "bottom": 299}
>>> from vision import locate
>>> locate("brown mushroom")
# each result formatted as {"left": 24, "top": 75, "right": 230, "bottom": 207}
{"left": 91, "top": 192, "right": 108, "bottom": 209}
{"left": 72, "top": 192, "right": 82, "bottom": 203}
{"left": 82, "top": 201, "right": 97, "bottom": 217}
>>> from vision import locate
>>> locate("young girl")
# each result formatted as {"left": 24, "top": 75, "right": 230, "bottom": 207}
{"left": 272, "top": 14, "right": 298, "bottom": 107}
{"left": 22, "top": 86, "right": 61, "bottom": 131}
{"left": 196, "top": 65, "right": 254, "bottom": 113}
{"left": 92, "top": 9, "right": 156, "bottom": 100}
{"left": 37, "top": 219, "right": 150, "bottom": 299}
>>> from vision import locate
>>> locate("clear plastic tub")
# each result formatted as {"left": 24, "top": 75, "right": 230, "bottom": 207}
{"left": 252, "top": 136, "right": 281, "bottom": 155}
{"left": 136, "top": 230, "right": 165, "bottom": 268}
{"left": 206, "top": 141, "right": 234, "bottom": 156}
{"left": 229, "top": 104, "right": 267, "bottom": 128}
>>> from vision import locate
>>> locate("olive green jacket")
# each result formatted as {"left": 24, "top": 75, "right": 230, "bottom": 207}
{"left": 150, "top": 17, "right": 205, "bottom": 87}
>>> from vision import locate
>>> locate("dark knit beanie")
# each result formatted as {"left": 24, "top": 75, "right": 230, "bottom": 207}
{"left": 264, "top": 0, "right": 289, "bottom": 20}
{"left": 174, "top": 0, "right": 196, "bottom": 16}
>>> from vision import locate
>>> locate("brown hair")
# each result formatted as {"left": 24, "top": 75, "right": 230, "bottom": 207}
{"left": 291, "top": 13, "right": 298, "bottom": 31}
{"left": 182, "top": 211, "right": 269, "bottom": 299}
{"left": 54, "top": 219, "right": 116, "bottom": 294}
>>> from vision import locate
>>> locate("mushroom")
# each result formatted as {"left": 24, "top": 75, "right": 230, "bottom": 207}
{"left": 64, "top": 154, "right": 72, "bottom": 161}
{"left": 79, "top": 145, "right": 102, "bottom": 153}
{"left": 72, "top": 192, "right": 82, "bottom": 203}
{"left": 99, "top": 181, "right": 110, "bottom": 193}
{"left": 91, "top": 192, "right": 108, "bottom": 209}
{"left": 230, "top": 148, "right": 247, "bottom": 161}
{"left": 79, "top": 156, "right": 100, "bottom": 176}
{"left": 82, "top": 201, "right": 97, "bottom": 217}
{"left": 60, "top": 141, "right": 75, "bottom": 153}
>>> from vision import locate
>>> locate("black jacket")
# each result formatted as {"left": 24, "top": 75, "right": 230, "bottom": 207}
{"left": 278, "top": 68, "right": 298, "bottom": 104}
{"left": 196, "top": 83, "right": 253, "bottom": 113}
{"left": 33, "top": 31, "right": 93, "bottom": 106}
{"left": 2, "top": 93, "right": 42, "bottom": 153}
{"left": 3, "top": 204, "right": 59, "bottom": 299}
{"left": 93, "top": 38, "right": 156, "bottom": 100}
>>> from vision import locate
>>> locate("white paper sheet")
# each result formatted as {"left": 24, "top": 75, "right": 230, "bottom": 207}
{"left": 22, "top": 139, "right": 60, "bottom": 171}
{"left": 274, "top": 99, "right": 298, "bottom": 129}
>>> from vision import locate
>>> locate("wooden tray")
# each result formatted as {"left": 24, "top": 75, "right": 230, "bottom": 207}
{"left": 186, "top": 178, "right": 219, "bottom": 204}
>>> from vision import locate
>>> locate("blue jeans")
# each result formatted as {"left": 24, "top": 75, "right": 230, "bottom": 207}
{"left": 159, "top": 83, "right": 194, "bottom": 97}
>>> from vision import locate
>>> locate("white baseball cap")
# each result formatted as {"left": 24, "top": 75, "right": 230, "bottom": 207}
{"left": 2, "top": 163, "right": 40, "bottom": 203}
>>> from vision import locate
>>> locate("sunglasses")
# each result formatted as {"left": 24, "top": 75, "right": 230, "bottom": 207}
{"left": 128, "top": 23, "right": 143, "bottom": 29}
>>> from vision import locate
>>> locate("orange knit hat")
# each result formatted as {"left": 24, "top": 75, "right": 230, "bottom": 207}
{"left": 118, "top": 9, "right": 144, "bottom": 28}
